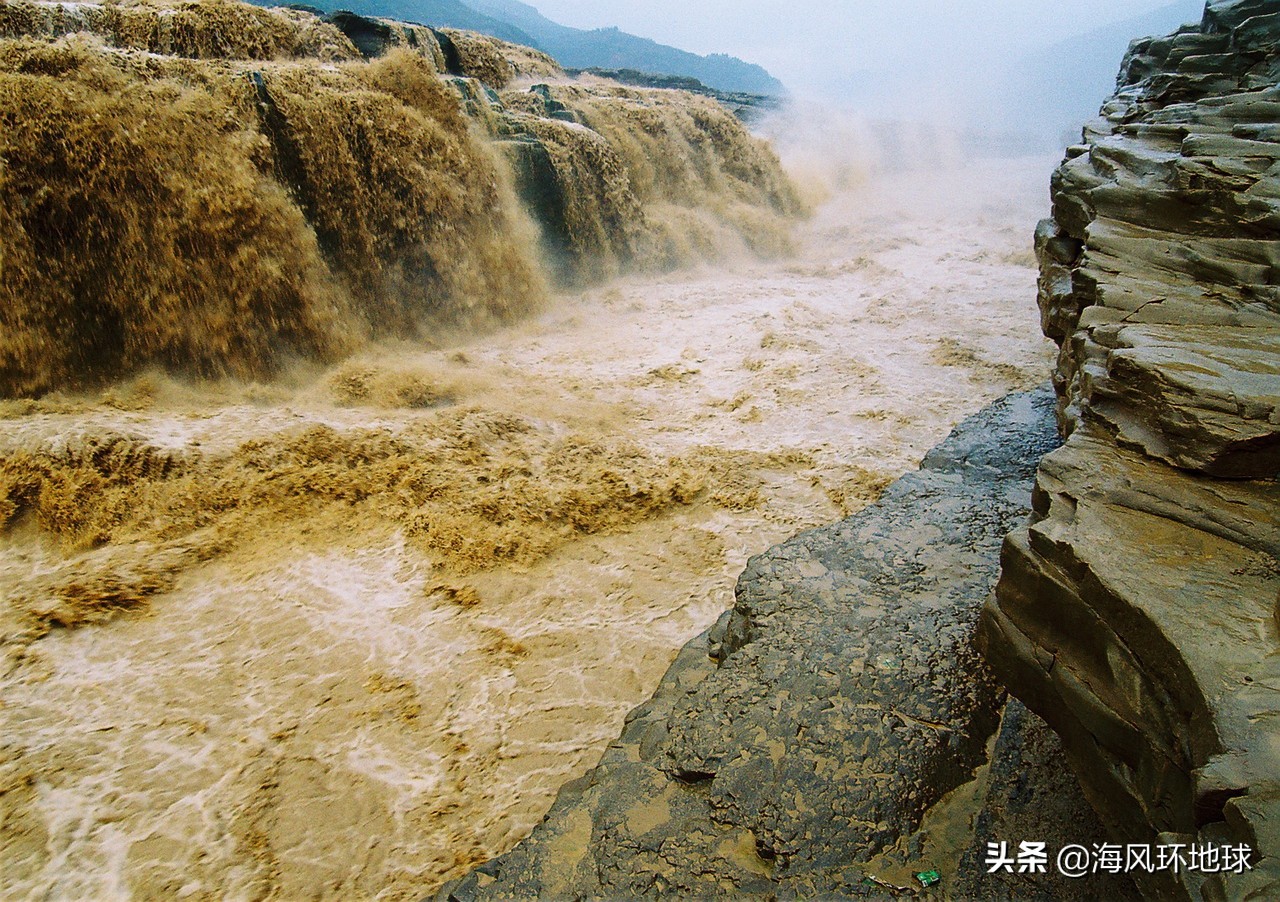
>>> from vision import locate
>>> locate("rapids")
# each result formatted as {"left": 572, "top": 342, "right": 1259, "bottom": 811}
{"left": 1, "top": 155, "right": 1056, "bottom": 899}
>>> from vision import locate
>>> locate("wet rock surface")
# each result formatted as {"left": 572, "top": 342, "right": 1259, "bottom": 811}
{"left": 981, "top": 2, "right": 1280, "bottom": 898}
{"left": 440, "top": 387, "right": 1072, "bottom": 899}
{"left": 953, "top": 700, "right": 1140, "bottom": 902}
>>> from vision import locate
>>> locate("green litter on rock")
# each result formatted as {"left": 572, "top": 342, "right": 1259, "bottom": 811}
{"left": 916, "top": 870, "right": 941, "bottom": 888}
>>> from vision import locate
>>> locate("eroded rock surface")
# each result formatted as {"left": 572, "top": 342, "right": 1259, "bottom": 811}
{"left": 981, "top": 2, "right": 1280, "bottom": 898}
{"left": 440, "top": 388, "right": 1064, "bottom": 899}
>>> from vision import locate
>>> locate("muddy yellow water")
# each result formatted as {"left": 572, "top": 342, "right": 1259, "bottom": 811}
{"left": 0, "top": 157, "right": 1056, "bottom": 899}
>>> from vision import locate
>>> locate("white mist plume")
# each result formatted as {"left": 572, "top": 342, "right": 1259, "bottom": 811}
{"left": 531, "top": 0, "right": 1206, "bottom": 149}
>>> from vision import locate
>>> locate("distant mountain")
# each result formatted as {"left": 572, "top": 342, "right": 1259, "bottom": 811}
{"left": 453, "top": 0, "right": 561, "bottom": 42}
{"left": 258, "top": 0, "right": 539, "bottom": 46}
{"left": 257, "top": 0, "right": 785, "bottom": 97}
{"left": 1016, "top": 0, "right": 1205, "bottom": 129}
{"left": 462, "top": 0, "right": 783, "bottom": 95}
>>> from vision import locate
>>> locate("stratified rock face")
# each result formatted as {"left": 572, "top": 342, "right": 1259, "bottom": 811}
{"left": 1035, "top": 0, "right": 1280, "bottom": 476}
{"left": 981, "top": 2, "right": 1280, "bottom": 898}
{"left": 440, "top": 388, "right": 1062, "bottom": 899}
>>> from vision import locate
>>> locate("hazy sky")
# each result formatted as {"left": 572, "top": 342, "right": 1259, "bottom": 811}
{"left": 529, "top": 0, "right": 1197, "bottom": 106}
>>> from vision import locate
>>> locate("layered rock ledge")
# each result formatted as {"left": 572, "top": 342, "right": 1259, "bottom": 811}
{"left": 980, "top": 2, "right": 1280, "bottom": 898}
{"left": 439, "top": 388, "right": 1130, "bottom": 899}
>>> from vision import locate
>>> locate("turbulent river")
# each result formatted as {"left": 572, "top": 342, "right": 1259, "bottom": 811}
{"left": 2, "top": 155, "right": 1056, "bottom": 899}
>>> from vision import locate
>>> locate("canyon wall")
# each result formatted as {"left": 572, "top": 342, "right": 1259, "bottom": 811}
{"left": 0, "top": 0, "right": 800, "bottom": 396}
{"left": 979, "top": 1, "right": 1279, "bottom": 898}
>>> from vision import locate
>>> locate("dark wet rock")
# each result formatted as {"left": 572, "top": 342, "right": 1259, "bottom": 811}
{"left": 327, "top": 10, "right": 392, "bottom": 58}
{"left": 430, "top": 25, "right": 462, "bottom": 74}
{"left": 324, "top": 11, "right": 448, "bottom": 68}
{"left": 439, "top": 387, "right": 1064, "bottom": 899}
{"left": 247, "top": 70, "right": 313, "bottom": 226}
{"left": 493, "top": 138, "right": 574, "bottom": 278}
{"left": 981, "top": 2, "right": 1280, "bottom": 898}
{"left": 953, "top": 701, "right": 1140, "bottom": 902}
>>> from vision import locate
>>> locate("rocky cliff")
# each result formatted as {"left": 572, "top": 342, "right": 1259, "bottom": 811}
{"left": 980, "top": 1, "right": 1279, "bottom": 898}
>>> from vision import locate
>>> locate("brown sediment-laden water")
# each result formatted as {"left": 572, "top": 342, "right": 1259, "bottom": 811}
{"left": 1, "top": 153, "right": 1056, "bottom": 899}
{"left": 0, "top": 2, "right": 1056, "bottom": 896}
